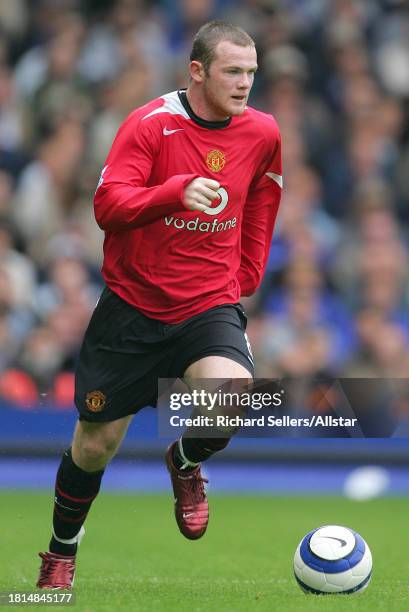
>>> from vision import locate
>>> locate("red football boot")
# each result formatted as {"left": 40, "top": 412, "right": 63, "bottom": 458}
{"left": 36, "top": 552, "right": 76, "bottom": 589}
{"left": 166, "top": 442, "right": 209, "bottom": 540}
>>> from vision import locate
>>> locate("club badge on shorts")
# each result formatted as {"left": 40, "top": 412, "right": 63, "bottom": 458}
{"left": 86, "top": 390, "right": 106, "bottom": 412}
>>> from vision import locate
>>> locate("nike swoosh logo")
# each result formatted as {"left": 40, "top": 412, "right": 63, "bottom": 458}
{"left": 163, "top": 127, "right": 184, "bottom": 136}
{"left": 182, "top": 512, "right": 194, "bottom": 518}
{"left": 54, "top": 497, "right": 79, "bottom": 512}
{"left": 322, "top": 536, "right": 347, "bottom": 547}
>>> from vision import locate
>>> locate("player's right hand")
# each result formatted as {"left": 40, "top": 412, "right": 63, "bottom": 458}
{"left": 183, "top": 177, "right": 220, "bottom": 212}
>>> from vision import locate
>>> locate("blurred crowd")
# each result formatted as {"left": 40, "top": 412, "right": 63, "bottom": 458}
{"left": 0, "top": 0, "right": 408, "bottom": 408}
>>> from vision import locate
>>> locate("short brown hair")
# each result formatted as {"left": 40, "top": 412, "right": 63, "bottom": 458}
{"left": 190, "top": 20, "right": 255, "bottom": 74}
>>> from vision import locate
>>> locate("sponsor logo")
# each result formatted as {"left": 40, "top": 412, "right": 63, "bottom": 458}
{"left": 163, "top": 127, "right": 184, "bottom": 136}
{"left": 164, "top": 215, "right": 237, "bottom": 233}
{"left": 206, "top": 149, "right": 225, "bottom": 173}
{"left": 203, "top": 187, "right": 228, "bottom": 216}
{"left": 86, "top": 390, "right": 106, "bottom": 412}
{"left": 182, "top": 512, "right": 194, "bottom": 518}
{"left": 164, "top": 186, "right": 234, "bottom": 232}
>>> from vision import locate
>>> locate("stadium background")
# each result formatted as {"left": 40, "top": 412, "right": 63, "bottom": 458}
{"left": 0, "top": 0, "right": 409, "bottom": 497}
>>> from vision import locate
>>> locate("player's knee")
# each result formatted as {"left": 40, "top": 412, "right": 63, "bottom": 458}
{"left": 79, "top": 436, "right": 118, "bottom": 466}
{"left": 100, "top": 431, "right": 122, "bottom": 456}
{"left": 79, "top": 440, "right": 105, "bottom": 464}
{"left": 73, "top": 420, "right": 126, "bottom": 467}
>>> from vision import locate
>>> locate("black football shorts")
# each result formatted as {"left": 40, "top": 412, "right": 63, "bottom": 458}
{"left": 74, "top": 287, "right": 254, "bottom": 422}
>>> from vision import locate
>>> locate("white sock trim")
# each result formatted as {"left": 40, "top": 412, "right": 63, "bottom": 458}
{"left": 178, "top": 439, "right": 199, "bottom": 470}
{"left": 52, "top": 525, "right": 85, "bottom": 546}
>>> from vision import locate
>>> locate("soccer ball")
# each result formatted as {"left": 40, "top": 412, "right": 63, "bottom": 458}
{"left": 293, "top": 525, "right": 372, "bottom": 594}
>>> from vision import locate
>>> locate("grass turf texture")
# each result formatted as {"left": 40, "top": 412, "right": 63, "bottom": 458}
{"left": 1, "top": 492, "right": 408, "bottom": 611}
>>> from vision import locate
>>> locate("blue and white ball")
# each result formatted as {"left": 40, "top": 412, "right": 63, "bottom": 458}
{"left": 293, "top": 525, "right": 372, "bottom": 594}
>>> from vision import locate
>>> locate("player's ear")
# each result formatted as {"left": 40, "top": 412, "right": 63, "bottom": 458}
{"left": 189, "top": 60, "right": 206, "bottom": 83}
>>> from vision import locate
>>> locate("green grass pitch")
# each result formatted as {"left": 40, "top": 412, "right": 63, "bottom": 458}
{"left": 1, "top": 491, "right": 409, "bottom": 611}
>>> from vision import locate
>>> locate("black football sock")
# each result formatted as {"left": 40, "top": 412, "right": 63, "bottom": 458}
{"left": 49, "top": 448, "right": 104, "bottom": 556}
{"left": 173, "top": 436, "right": 230, "bottom": 470}
{"left": 172, "top": 438, "right": 199, "bottom": 471}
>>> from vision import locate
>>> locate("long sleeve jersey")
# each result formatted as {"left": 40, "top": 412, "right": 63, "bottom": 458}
{"left": 94, "top": 90, "right": 282, "bottom": 323}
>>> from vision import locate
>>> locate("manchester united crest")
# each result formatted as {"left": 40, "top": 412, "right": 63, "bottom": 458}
{"left": 86, "top": 390, "right": 106, "bottom": 412}
{"left": 206, "top": 150, "right": 226, "bottom": 173}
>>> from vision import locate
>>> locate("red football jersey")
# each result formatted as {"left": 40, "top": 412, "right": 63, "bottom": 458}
{"left": 94, "top": 90, "right": 282, "bottom": 323}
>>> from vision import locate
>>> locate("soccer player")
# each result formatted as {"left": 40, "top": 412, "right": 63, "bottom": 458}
{"left": 36, "top": 20, "right": 282, "bottom": 589}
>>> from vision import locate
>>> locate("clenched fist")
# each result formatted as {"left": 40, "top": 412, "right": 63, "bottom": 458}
{"left": 183, "top": 177, "right": 220, "bottom": 212}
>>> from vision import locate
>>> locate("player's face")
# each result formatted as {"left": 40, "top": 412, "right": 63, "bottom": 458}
{"left": 202, "top": 41, "right": 258, "bottom": 120}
